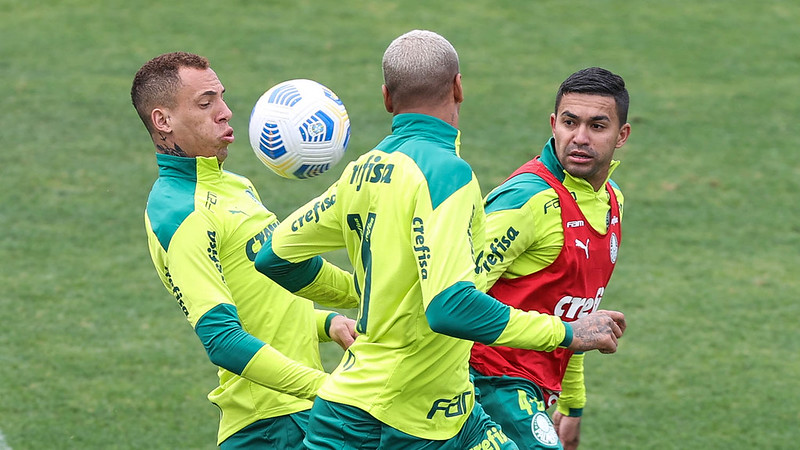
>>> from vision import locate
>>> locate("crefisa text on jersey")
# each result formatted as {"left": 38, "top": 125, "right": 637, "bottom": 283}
{"left": 412, "top": 217, "right": 430, "bottom": 279}
{"left": 163, "top": 265, "right": 188, "bottom": 316}
{"left": 474, "top": 226, "right": 520, "bottom": 274}
{"left": 555, "top": 286, "right": 605, "bottom": 320}
{"left": 349, "top": 154, "right": 394, "bottom": 191}
{"left": 206, "top": 230, "right": 225, "bottom": 282}
{"left": 290, "top": 194, "right": 336, "bottom": 231}
{"left": 245, "top": 222, "right": 280, "bottom": 261}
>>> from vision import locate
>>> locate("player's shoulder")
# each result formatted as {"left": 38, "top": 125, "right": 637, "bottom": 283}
{"left": 147, "top": 173, "right": 235, "bottom": 251}
{"left": 146, "top": 177, "right": 200, "bottom": 251}
{"left": 386, "top": 142, "right": 475, "bottom": 210}
{"left": 223, "top": 169, "right": 255, "bottom": 188}
{"left": 485, "top": 172, "right": 554, "bottom": 214}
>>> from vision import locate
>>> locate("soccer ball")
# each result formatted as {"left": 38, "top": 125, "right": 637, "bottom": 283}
{"left": 248, "top": 79, "right": 351, "bottom": 179}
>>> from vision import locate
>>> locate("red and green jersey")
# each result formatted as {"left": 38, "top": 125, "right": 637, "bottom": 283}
{"left": 471, "top": 138, "right": 623, "bottom": 411}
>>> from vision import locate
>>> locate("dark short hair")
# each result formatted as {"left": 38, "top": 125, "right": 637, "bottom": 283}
{"left": 131, "top": 52, "right": 209, "bottom": 133}
{"left": 555, "top": 67, "right": 629, "bottom": 126}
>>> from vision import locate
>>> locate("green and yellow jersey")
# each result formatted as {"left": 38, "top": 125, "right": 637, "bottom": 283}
{"left": 256, "top": 114, "right": 572, "bottom": 440}
{"left": 144, "top": 154, "right": 357, "bottom": 444}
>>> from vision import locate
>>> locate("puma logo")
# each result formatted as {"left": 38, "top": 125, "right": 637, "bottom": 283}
{"left": 575, "top": 238, "right": 590, "bottom": 259}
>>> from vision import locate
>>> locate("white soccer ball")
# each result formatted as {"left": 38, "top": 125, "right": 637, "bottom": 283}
{"left": 248, "top": 79, "right": 350, "bottom": 179}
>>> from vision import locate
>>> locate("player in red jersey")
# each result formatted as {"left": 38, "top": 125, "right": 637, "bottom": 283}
{"left": 470, "top": 67, "right": 632, "bottom": 449}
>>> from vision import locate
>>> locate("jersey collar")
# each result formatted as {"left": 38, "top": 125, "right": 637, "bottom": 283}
{"left": 391, "top": 113, "right": 461, "bottom": 157}
{"left": 155, "top": 153, "right": 224, "bottom": 182}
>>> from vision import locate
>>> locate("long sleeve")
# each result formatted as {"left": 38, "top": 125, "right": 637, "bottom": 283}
{"left": 556, "top": 353, "right": 586, "bottom": 416}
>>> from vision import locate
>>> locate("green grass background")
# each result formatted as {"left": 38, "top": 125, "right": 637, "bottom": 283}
{"left": 2, "top": 0, "right": 799, "bottom": 448}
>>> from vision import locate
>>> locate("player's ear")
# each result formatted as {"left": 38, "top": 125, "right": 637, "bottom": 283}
{"left": 382, "top": 85, "right": 393, "bottom": 113}
{"left": 152, "top": 108, "right": 172, "bottom": 134}
{"left": 453, "top": 73, "right": 463, "bottom": 104}
{"left": 615, "top": 122, "right": 631, "bottom": 149}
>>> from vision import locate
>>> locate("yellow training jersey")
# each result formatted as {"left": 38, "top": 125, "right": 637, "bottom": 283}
{"left": 256, "top": 114, "right": 569, "bottom": 440}
{"left": 144, "top": 154, "right": 356, "bottom": 444}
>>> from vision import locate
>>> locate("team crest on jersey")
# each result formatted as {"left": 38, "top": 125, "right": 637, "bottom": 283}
{"left": 531, "top": 412, "right": 559, "bottom": 446}
{"left": 610, "top": 232, "right": 619, "bottom": 264}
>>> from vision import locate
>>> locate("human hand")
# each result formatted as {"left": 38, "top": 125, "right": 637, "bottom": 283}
{"left": 567, "top": 310, "right": 625, "bottom": 353}
{"left": 552, "top": 410, "right": 581, "bottom": 450}
{"left": 328, "top": 315, "right": 358, "bottom": 350}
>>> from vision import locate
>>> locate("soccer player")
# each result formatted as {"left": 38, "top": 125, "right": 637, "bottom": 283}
{"left": 255, "top": 31, "right": 626, "bottom": 449}
{"left": 469, "top": 67, "right": 632, "bottom": 449}
{"left": 131, "top": 52, "right": 359, "bottom": 449}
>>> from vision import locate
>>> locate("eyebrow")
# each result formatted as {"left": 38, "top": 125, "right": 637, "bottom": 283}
{"left": 560, "top": 110, "right": 610, "bottom": 122}
{"left": 199, "top": 87, "right": 225, "bottom": 97}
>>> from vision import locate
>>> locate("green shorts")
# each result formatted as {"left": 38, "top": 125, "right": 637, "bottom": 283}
{"left": 219, "top": 410, "right": 309, "bottom": 450}
{"left": 304, "top": 397, "right": 519, "bottom": 449}
{"left": 471, "top": 368, "right": 562, "bottom": 450}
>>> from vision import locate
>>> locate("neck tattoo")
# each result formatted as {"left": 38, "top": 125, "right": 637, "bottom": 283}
{"left": 156, "top": 143, "right": 188, "bottom": 157}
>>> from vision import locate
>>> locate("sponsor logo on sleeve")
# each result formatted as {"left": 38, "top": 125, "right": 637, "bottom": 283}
{"left": 245, "top": 222, "right": 280, "bottom": 261}
{"left": 412, "top": 217, "right": 430, "bottom": 280}
{"left": 206, "top": 231, "right": 225, "bottom": 282}
{"left": 475, "top": 226, "right": 520, "bottom": 274}
{"left": 164, "top": 265, "right": 188, "bottom": 317}
{"left": 291, "top": 194, "right": 336, "bottom": 231}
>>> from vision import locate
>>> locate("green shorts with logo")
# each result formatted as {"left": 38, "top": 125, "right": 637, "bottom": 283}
{"left": 471, "top": 368, "right": 562, "bottom": 450}
{"left": 304, "top": 397, "right": 519, "bottom": 449}
{"left": 219, "top": 410, "right": 309, "bottom": 450}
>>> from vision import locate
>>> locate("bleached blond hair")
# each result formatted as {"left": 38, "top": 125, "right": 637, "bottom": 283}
{"left": 382, "top": 30, "right": 460, "bottom": 110}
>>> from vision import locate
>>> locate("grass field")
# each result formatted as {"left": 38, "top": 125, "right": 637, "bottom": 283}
{"left": 2, "top": 0, "right": 799, "bottom": 448}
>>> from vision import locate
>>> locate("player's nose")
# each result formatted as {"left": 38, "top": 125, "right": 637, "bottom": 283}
{"left": 219, "top": 101, "right": 233, "bottom": 122}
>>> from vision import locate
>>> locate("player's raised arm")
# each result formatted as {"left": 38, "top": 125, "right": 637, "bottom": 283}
{"left": 254, "top": 182, "right": 360, "bottom": 310}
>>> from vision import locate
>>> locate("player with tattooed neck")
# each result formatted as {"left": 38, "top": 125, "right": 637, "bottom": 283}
{"left": 131, "top": 51, "right": 358, "bottom": 449}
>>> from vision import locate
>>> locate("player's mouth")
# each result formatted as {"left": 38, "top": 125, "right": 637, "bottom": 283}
{"left": 221, "top": 127, "right": 235, "bottom": 143}
{"left": 567, "top": 147, "right": 593, "bottom": 163}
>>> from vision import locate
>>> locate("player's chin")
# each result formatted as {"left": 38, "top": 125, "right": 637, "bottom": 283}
{"left": 564, "top": 163, "right": 594, "bottom": 179}
{"left": 216, "top": 147, "right": 229, "bottom": 162}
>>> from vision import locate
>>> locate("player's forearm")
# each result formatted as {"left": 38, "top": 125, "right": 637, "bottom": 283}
{"left": 254, "top": 236, "right": 324, "bottom": 292}
{"left": 256, "top": 234, "right": 358, "bottom": 307}
{"left": 241, "top": 345, "right": 328, "bottom": 400}
{"left": 493, "top": 306, "right": 570, "bottom": 352}
{"left": 295, "top": 262, "right": 360, "bottom": 308}
{"left": 425, "top": 282, "right": 509, "bottom": 343}
{"left": 195, "top": 303, "right": 266, "bottom": 373}
{"left": 195, "top": 303, "right": 326, "bottom": 399}
{"left": 557, "top": 353, "right": 586, "bottom": 416}
{"left": 425, "top": 282, "right": 569, "bottom": 351}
